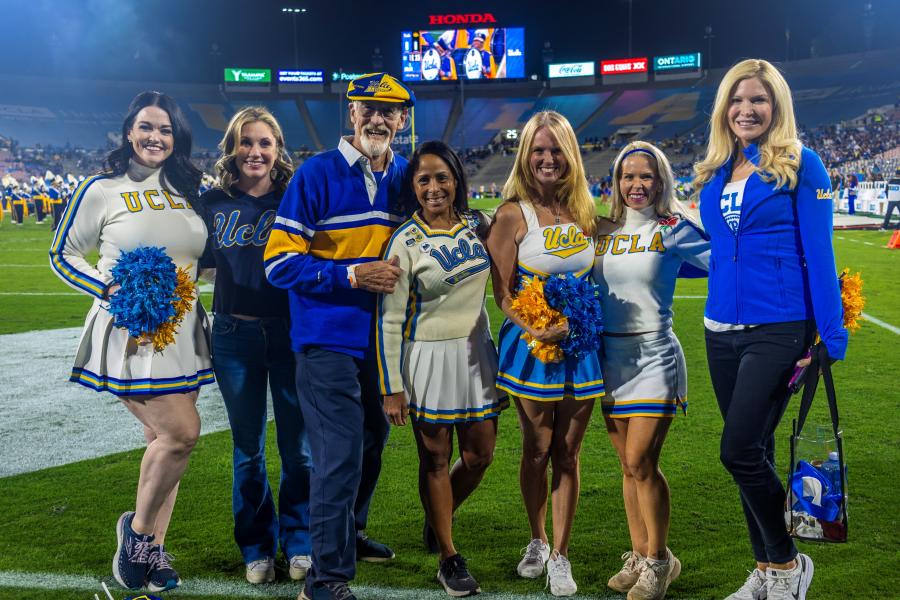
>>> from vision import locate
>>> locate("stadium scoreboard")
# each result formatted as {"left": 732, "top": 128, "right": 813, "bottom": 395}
{"left": 401, "top": 26, "right": 525, "bottom": 82}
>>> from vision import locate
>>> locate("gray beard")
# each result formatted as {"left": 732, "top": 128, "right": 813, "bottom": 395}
{"left": 359, "top": 133, "right": 390, "bottom": 159}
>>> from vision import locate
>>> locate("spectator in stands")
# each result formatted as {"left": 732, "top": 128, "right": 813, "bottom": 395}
{"left": 196, "top": 107, "right": 312, "bottom": 586}
{"left": 49, "top": 91, "right": 210, "bottom": 593}
{"left": 377, "top": 140, "right": 504, "bottom": 597}
{"left": 487, "top": 110, "right": 601, "bottom": 597}
{"left": 882, "top": 166, "right": 900, "bottom": 229}
{"left": 593, "top": 141, "right": 709, "bottom": 600}
{"left": 263, "top": 72, "right": 411, "bottom": 600}
{"left": 693, "top": 59, "right": 847, "bottom": 600}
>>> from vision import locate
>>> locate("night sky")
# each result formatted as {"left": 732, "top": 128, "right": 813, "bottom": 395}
{"left": 1, "top": 0, "right": 896, "bottom": 83}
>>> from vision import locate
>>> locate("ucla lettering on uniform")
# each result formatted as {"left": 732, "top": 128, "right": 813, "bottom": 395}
{"left": 214, "top": 209, "right": 277, "bottom": 249}
{"left": 119, "top": 189, "right": 188, "bottom": 213}
{"left": 430, "top": 238, "right": 488, "bottom": 272}
{"left": 595, "top": 232, "right": 666, "bottom": 256}
{"left": 543, "top": 225, "right": 590, "bottom": 258}
{"left": 816, "top": 188, "right": 833, "bottom": 200}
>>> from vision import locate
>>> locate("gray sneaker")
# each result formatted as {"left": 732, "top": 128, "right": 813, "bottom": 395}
{"left": 516, "top": 539, "right": 550, "bottom": 578}
{"left": 766, "top": 554, "right": 813, "bottom": 600}
{"left": 608, "top": 550, "right": 644, "bottom": 593}
{"left": 725, "top": 568, "right": 768, "bottom": 600}
{"left": 627, "top": 548, "right": 681, "bottom": 600}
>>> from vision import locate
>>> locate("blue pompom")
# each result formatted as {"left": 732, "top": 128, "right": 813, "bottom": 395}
{"left": 107, "top": 247, "right": 178, "bottom": 338}
{"left": 544, "top": 273, "right": 604, "bottom": 358}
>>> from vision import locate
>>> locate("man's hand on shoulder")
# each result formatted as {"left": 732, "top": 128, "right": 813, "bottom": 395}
{"left": 355, "top": 256, "right": 401, "bottom": 293}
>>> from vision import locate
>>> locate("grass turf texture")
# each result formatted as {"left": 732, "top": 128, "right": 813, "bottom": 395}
{"left": 1, "top": 217, "right": 898, "bottom": 599}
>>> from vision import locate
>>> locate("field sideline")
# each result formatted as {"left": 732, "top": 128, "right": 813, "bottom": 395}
{"left": 0, "top": 220, "right": 897, "bottom": 600}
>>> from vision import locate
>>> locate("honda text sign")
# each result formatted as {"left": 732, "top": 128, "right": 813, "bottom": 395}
{"left": 548, "top": 61, "right": 595, "bottom": 79}
{"left": 600, "top": 57, "right": 648, "bottom": 75}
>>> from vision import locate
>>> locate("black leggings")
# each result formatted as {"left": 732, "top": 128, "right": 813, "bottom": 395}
{"left": 705, "top": 320, "right": 815, "bottom": 564}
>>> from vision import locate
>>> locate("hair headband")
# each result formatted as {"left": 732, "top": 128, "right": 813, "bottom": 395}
{"left": 620, "top": 148, "right": 656, "bottom": 161}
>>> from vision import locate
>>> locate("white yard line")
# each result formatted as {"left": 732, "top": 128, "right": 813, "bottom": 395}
{"left": 0, "top": 570, "right": 687, "bottom": 600}
{"left": 861, "top": 312, "right": 900, "bottom": 335}
{"left": 0, "top": 292, "right": 82, "bottom": 296}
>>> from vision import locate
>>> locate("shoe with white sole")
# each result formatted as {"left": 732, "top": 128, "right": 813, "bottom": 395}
{"left": 546, "top": 552, "right": 577, "bottom": 597}
{"left": 517, "top": 538, "right": 550, "bottom": 578}
{"left": 245, "top": 557, "right": 275, "bottom": 584}
{"left": 766, "top": 554, "right": 813, "bottom": 600}
{"left": 289, "top": 554, "right": 312, "bottom": 581}
{"left": 627, "top": 548, "right": 681, "bottom": 600}
{"left": 608, "top": 550, "right": 644, "bottom": 593}
{"left": 725, "top": 568, "right": 767, "bottom": 600}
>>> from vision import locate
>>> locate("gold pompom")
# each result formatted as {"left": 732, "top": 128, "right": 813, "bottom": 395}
{"left": 510, "top": 277, "right": 567, "bottom": 363}
{"left": 839, "top": 268, "right": 865, "bottom": 333}
{"left": 150, "top": 266, "right": 197, "bottom": 352}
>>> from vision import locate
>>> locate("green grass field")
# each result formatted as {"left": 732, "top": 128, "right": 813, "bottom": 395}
{"left": 0, "top": 218, "right": 898, "bottom": 600}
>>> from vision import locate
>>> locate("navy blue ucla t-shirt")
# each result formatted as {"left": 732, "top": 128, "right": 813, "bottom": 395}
{"left": 198, "top": 187, "right": 289, "bottom": 318}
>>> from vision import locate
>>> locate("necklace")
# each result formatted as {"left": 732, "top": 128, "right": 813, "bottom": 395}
{"left": 538, "top": 200, "right": 561, "bottom": 224}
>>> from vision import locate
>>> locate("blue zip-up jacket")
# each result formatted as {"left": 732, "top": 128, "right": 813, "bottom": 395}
{"left": 699, "top": 143, "right": 848, "bottom": 360}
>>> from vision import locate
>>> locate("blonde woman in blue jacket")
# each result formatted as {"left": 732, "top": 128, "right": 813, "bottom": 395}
{"left": 693, "top": 59, "right": 847, "bottom": 600}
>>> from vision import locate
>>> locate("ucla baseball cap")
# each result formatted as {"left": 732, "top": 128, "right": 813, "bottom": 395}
{"left": 346, "top": 73, "right": 416, "bottom": 107}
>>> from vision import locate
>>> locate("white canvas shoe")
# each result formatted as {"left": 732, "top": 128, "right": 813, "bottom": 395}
{"left": 245, "top": 557, "right": 275, "bottom": 584}
{"left": 516, "top": 539, "right": 550, "bottom": 578}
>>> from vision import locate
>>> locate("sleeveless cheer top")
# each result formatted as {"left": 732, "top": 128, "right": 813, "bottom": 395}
{"left": 515, "top": 200, "right": 594, "bottom": 280}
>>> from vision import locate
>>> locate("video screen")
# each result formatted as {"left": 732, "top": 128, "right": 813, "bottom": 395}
{"left": 401, "top": 27, "right": 525, "bottom": 82}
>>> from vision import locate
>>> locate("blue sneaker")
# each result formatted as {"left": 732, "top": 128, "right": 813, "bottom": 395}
{"left": 299, "top": 581, "right": 358, "bottom": 600}
{"left": 112, "top": 511, "right": 155, "bottom": 589}
{"left": 147, "top": 544, "right": 181, "bottom": 592}
{"left": 356, "top": 532, "right": 395, "bottom": 563}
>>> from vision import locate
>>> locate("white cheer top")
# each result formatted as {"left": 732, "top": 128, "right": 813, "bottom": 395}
{"left": 376, "top": 211, "right": 492, "bottom": 395}
{"left": 592, "top": 206, "right": 710, "bottom": 333}
{"left": 516, "top": 199, "right": 594, "bottom": 279}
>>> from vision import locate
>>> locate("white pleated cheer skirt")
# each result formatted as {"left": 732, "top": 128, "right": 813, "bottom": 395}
{"left": 69, "top": 297, "right": 214, "bottom": 397}
{"left": 403, "top": 325, "right": 508, "bottom": 424}
{"left": 600, "top": 329, "right": 687, "bottom": 418}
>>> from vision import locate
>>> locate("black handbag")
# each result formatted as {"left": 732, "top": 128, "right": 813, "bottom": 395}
{"left": 785, "top": 343, "right": 848, "bottom": 543}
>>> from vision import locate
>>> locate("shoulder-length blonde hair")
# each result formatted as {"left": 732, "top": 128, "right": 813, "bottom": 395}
{"left": 609, "top": 140, "right": 690, "bottom": 222}
{"left": 215, "top": 106, "right": 293, "bottom": 196}
{"left": 693, "top": 59, "right": 802, "bottom": 198}
{"left": 502, "top": 110, "right": 595, "bottom": 236}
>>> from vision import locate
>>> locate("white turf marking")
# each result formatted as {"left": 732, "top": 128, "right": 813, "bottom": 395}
{"left": 0, "top": 571, "right": 654, "bottom": 600}
{"left": 862, "top": 312, "right": 900, "bottom": 335}
{"left": 0, "top": 292, "right": 82, "bottom": 296}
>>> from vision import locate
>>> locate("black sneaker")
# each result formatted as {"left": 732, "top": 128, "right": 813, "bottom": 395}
{"left": 356, "top": 532, "right": 395, "bottom": 562}
{"left": 112, "top": 511, "right": 154, "bottom": 590}
{"left": 147, "top": 544, "right": 181, "bottom": 592}
{"left": 299, "top": 581, "right": 358, "bottom": 600}
{"left": 423, "top": 520, "right": 439, "bottom": 554}
{"left": 437, "top": 554, "right": 481, "bottom": 597}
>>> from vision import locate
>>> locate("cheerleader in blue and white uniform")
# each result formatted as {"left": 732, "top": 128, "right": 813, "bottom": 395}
{"left": 487, "top": 111, "right": 601, "bottom": 598}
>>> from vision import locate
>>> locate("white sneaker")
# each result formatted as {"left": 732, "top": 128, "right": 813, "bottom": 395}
{"left": 546, "top": 552, "right": 577, "bottom": 597}
{"left": 725, "top": 568, "right": 768, "bottom": 600}
{"left": 608, "top": 550, "right": 644, "bottom": 593}
{"left": 289, "top": 555, "right": 312, "bottom": 581}
{"left": 766, "top": 554, "right": 813, "bottom": 600}
{"left": 245, "top": 557, "right": 275, "bottom": 584}
{"left": 517, "top": 539, "right": 550, "bottom": 578}
{"left": 627, "top": 548, "right": 681, "bottom": 600}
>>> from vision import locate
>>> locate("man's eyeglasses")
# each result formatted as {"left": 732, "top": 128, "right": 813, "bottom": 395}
{"left": 358, "top": 104, "right": 404, "bottom": 120}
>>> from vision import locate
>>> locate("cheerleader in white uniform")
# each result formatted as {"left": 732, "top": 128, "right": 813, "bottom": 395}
{"left": 377, "top": 141, "right": 504, "bottom": 597}
{"left": 592, "top": 141, "right": 709, "bottom": 600}
{"left": 487, "top": 111, "right": 601, "bottom": 597}
{"left": 49, "top": 92, "right": 211, "bottom": 593}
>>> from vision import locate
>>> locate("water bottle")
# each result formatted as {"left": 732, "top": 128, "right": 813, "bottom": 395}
{"left": 820, "top": 451, "right": 843, "bottom": 498}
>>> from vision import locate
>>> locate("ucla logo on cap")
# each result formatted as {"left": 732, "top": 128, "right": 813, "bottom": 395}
{"left": 346, "top": 72, "right": 416, "bottom": 106}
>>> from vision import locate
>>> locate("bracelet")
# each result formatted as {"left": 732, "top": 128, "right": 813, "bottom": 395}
{"left": 346, "top": 264, "right": 359, "bottom": 288}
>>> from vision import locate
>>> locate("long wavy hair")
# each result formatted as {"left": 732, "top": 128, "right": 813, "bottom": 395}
{"left": 502, "top": 111, "right": 595, "bottom": 236}
{"left": 693, "top": 59, "right": 802, "bottom": 200}
{"left": 104, "top": 91, "right": 202, "bottom": 202}
{"left": 609, "top": 141, "right": 691, "bottom": 222}
{"left": 214, "top": 106, "right": 293, "bottom": 197}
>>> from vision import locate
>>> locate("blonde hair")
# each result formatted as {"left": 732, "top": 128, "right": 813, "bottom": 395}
{"left": 609, "top": 141, "right": 691, "bottom": 222}
{"left": 693, "top": 59, "right": 801, "bottom": 199}
{"left": 215, "top": 106, "right": 293, "bottom": 196}
{"left": 502, "top": 110, "right": 595, "bottom": 236}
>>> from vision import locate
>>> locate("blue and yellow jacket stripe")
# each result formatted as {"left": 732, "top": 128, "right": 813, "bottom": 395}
{"left": 49, "top": 175, "right": 109, "bottom": 299}
{"left": 264, "top": 147, "right": 408, "bottom": 357}
{"left": 699, "top": 143, "right": 848, "bottom": 360}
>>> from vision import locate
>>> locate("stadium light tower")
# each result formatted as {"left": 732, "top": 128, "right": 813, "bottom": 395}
{"left": 704, "top": 25, "right": 715, "bottom": 73}
{"left": 281, "top": 7, "right": 308, "bottom": 67}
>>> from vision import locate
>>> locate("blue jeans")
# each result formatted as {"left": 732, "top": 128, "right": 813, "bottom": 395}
{"left": 212, "top": 314, "right": 312, "bottom": 562}
{"left": 295, "top": 347, "right": 390, "bottom": 587}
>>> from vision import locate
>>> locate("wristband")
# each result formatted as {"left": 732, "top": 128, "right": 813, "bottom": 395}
{"left": 346, "top": 264, "right": 359, "bottom": 288}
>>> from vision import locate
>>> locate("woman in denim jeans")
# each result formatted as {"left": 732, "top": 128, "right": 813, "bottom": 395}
{"left": 197, "top": 107, "right": 312, "bottom": 585}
